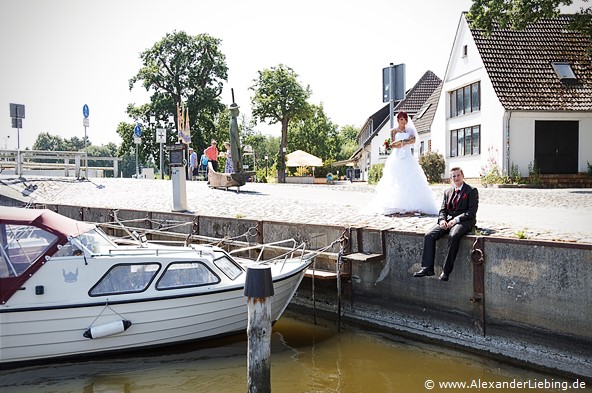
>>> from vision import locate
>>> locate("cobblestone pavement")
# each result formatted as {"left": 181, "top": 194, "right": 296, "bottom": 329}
{"left": 2, "top": 175, "right": 591, "bottom": 244}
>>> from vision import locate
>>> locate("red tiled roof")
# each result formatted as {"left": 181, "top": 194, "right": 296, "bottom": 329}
{"left": 470, "top": 14, "right": 592, "bottom": 111}
{"left": 395, "top": 70, "right": 442, "bottom": 113}
{"left": 414, "top": 82, "right": 442, "bottom": 135}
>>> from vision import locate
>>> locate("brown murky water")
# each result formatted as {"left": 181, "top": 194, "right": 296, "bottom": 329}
{"left": 0, "top": 312, "right": 588, "bottom": 393}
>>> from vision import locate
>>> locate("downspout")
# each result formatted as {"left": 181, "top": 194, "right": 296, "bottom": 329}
{"left": 504, "top": 110, "right": 512, "bottom": 175}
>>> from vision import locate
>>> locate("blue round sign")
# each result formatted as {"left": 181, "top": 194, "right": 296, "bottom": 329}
{"left": 134, "top": 124, "right": 142, "bottom": 137}
{"left": 83, "top": 104, "right": 89, "bottom": 118}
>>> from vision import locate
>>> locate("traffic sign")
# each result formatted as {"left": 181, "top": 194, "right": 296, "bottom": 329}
{"left": 83, "top": 118, "right": 89, "bottom": 127}
{"left": 134, "top": 136, "right": 142, "bottom": 144}
{"left": 9, "top": 103, "right": 25, "bottom": 119}
{"left": 156, "top": 128, "right": 166, "bottom": 143}
{"left": 83, "top": 104, "right": 90, "bottom": 118}
{"left": 12, "top": 118, "right": 22, "bottom": 128}
{"left": 134, "top": 124, "right": 142, "bottom": 137}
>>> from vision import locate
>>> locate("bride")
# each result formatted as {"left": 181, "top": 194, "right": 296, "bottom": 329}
{"left": 369, "top": 111, "right": 438, "bottom": 215}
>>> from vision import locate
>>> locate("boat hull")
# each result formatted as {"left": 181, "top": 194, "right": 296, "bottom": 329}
{"left": 0, "top": 265, "right": 307, "bottom": 365}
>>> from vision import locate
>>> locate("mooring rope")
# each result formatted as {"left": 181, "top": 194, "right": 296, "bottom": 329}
{"left": 88, "top": 301, "right": 127, "bottom": 328}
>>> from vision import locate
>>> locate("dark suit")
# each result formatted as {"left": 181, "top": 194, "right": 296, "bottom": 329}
{"left": 421, "top": 182, "right": 479, "bottom": 276}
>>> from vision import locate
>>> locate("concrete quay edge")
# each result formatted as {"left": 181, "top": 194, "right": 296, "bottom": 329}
{"left": 1, "top": 175, "right": 591, "bottom": 245}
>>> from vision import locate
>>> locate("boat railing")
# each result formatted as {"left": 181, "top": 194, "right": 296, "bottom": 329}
{"left": 228, "top": 239, "right": 319, "bottom": 273}
{"left": 103, "top": 246, "right": 214, "bottom": 258}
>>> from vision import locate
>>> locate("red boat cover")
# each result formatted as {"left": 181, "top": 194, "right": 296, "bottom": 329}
{"left": 0, "top": 207, "right": 95, "bottom": 241}
{"left": 0, "top": 207, "right": 96, "bottom": 304}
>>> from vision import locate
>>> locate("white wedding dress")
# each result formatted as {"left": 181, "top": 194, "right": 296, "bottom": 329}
{"left": 368, "top": 127, "right": 438, "bottom": 215}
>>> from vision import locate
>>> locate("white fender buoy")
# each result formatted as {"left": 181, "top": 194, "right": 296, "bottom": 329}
{"left": 83, "top": 320, "right": 132, "bottom": 339}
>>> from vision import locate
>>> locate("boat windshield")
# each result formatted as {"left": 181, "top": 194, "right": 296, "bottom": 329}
{"left": 213, "top": 250, "right": 243, "bottom": 280}
{"left": 71, "top": 228, "right": 116, "bottom": 255}
{"left": 0, "top": 223, "right": 58, "bottom": 278}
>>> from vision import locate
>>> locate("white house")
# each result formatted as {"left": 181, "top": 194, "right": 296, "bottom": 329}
{"left": 341, "top": 71, "right": 441, "bottom": 180}
{"left": 431, "top": 13, "right": 592, "bottom": 178}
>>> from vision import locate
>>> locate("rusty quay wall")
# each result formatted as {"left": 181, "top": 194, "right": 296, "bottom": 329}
{"left": 30, "top": 204, "right": 592, "bottom": 379}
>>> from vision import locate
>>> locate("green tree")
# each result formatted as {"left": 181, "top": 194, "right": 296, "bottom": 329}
{"left": 116, "top": 121, "right": 148, "bottom": 178}
{"left": 250, "top": 64, "right": 312, "bottom": 183}
{"left": 127, "top": 31, "right": 228, "bottom": 169}
{"left": 32, "top": 133, "right": 88, "bottom": 152}
{"left": 87, "top": 143, "right": 119, "bottom": 177}
{"left": 467, "top": 0, "right": 592, "bottom": 48}
{"left": 33, "top": 132, "right": 67, "bottom": 151}
{"left": 336, "top": 124, "right": 359, "bottom": 162}
{"left": 65, "top": 136, "right": 87, "bottom": 151}
{"left": 289, "top": 103, "right": 338, "bottom": 161}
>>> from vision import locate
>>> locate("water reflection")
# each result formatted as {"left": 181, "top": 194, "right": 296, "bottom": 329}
{"left": 0, "top": 311, "right": 587, "bottom": 393}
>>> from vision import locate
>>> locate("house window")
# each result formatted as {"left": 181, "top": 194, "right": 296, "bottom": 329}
{"left": 450, "top": 82, "right": 480, "bottom": 118}
{"left": 458, "top": 128, "right": 465, "bottom": 156}
{"left": 450, "top": 125, "right": 481, "bottom": 157}
{"left": 462, "top": 45, "right": 468, "bottom": 57}
{"left": 420, "top": 141, "right": 425, "bottom": 156}
{"left": 551, "top": 62, "right": 576, "bottom": 81}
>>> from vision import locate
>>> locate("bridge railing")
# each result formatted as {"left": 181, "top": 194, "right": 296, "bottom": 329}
{"left": 0, "top": 150, "right": 119, "bottom": 177}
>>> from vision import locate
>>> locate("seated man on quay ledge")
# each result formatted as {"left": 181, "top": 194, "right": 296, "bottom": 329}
{"left": 414, "top": 166, "right": 479, "bottom": 282}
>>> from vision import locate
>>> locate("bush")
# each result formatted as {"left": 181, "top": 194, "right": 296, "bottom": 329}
{"left": 587, "top": 161, "right": 592, "bottom": 177}
{"left": 509, "top": 162, "right": 522, "bottom": 184}
{"left": 419, "top": 151, "right": 445, "bottom": 183}
{"left": 313, "top": 162, "right": 333, "bottom": 178}
{"left": 480, "top": 146, "right": 505, "bottom": 186}
{"left": 368, "top": 163, "right": 384, "bottom": 185}
{"left": 528, "top": 161, "right": 542, "bottom": 186}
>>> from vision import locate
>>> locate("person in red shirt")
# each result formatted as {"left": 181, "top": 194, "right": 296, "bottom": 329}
{"left": 204, "top": 140, "right": 219, "bottom": 172}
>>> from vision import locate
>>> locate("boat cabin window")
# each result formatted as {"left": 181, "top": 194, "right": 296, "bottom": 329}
{"left": 89, "top": 263, "right": 160, "bottom": 296}
{"left": 0, "top": 223, "right": 57, "bottom": 278}
{"left": 156, "top": 262, "right": 220, "bottom": 290}
{"left": 213, "top": 252, "right": 243, "bottom": 280}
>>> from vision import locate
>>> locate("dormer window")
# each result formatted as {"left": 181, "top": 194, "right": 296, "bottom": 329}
{"left": 416, "top": 104, "right": 431, "bottom": 119}
{"left": 551, "top": 62, "right": 577, "bottom": 82}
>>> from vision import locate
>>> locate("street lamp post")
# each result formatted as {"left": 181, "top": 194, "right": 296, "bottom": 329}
{"left": 265, "top": 155, "right": 268, "bottom": 178}
{"left": 149, "top": 115, "right": 156, "bottom": 179}
{"left": 155, "top": 115, "right": 173, "bottom": 180}
{"left": 133, "top": 123, "right": 142, "bottom": 178}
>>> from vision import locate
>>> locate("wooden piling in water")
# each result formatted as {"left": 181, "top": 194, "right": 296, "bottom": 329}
{"left": 244, "top": 266, "right": 274, "bottom": 393}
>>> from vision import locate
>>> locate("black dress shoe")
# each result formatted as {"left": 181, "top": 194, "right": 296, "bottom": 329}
{"left": 439, "top": 272, "right": 449, "bottom": 281}
{"left": 413, "top": 268, "right": 435, "bottom": 277}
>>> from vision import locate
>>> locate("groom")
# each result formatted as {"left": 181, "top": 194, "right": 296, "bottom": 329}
{"left": 414, "top": 167, "right": 478, "bottom": 281}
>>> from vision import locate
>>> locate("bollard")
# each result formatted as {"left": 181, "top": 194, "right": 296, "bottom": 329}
{"left": 244, "top": 265, "right": 274, "bottom": 393}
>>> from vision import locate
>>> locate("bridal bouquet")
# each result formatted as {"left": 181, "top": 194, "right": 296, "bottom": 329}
{"left": 383, "top": 138, "right": 392, "bottom": 153}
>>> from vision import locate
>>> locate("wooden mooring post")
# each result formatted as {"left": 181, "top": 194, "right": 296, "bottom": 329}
{"left": 244, "top": 265, "right": 274, "bottom": 393}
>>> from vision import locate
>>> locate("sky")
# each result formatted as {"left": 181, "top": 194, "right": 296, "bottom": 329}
{"left": 1, "top": 0, "right": 581, "bottom": 151}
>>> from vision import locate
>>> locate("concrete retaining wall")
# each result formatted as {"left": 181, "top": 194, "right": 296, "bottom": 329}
{"left": 24, "top": 203, "right": 592, "bottom": 377}
{"left": 344, "top": 230, "right": 591, "bottom": 343}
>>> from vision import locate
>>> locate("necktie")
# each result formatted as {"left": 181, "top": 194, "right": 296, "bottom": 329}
{"left": 450, "top": 189, "right": 459, "bottom": 209}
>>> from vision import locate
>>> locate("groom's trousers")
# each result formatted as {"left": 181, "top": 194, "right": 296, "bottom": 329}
{"left": 421, "top": 222, "right": 472, "bottom": 275}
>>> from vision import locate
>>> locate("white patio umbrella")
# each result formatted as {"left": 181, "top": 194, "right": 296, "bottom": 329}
{"left": 285, "top": 150, "right": 323, "bottom": 167}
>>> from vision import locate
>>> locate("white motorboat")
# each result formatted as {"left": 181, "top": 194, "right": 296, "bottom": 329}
{"left": 0, "top": 207, "right": 314, "bottom": 366}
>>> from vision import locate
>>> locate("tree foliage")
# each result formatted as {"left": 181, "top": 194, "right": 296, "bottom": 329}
{"left": 250, "top": 64, "right": 311, "bottom": 183}
{"left": 125, "top": 31, "right": 228, "bottom": 169}
{"left": 289, "top": 103, "right": 338, "bottom": 161}
{"left": 467, "top": 0, "right": 592, "bottom": 46}
{"left": 336, "top": 124, "right": 359, "bottom": 162}
{"left": 33, "top": 132, "right": 88, "bottom": 151}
